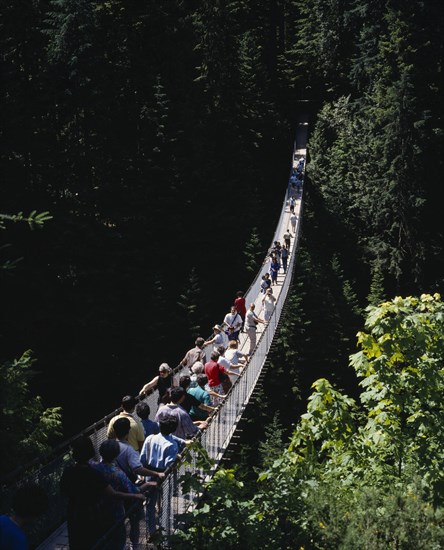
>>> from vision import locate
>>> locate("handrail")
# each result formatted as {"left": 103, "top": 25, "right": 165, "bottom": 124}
{"left": 4, "top": 132, "right": 307, "bottom": 549}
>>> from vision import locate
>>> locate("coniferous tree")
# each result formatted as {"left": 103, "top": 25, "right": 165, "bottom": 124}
{"left": 244, "top": 227, "right": 263, "bottom": 273}
{"left": 1, "top": 0, "right": 49, "bottom": 203}
{"left": 0, "top": 351, "right": 62, "bottom": 473}
{"left": 45, "top": 0, "right": 102, "bottom": 199}
{"left": 258, "top": 412, "right": 285, "bottom": 469}
{"left": 192, "top": 0, "right": 241, "bottom": 116}
{"left": 367, "top": 262, "right": 386, "bottom": 306}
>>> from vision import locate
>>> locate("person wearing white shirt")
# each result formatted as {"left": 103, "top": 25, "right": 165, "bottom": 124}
{"left": 245, "top": 303, "right": 265, "bottom": 356}
{"left": 204, "top": 325, "right": 227, "bottom": 351}
{"left": 262, "top": 288, "right": 276, "bottom": 322}
{"left": 216, "top": 345, "right": 243, "bottom": 379}
{"left": 222, "top": 306, "right": 242, "bottom": 342}
{"left": 225, "top": 340, "right": 248, "bottom": 367}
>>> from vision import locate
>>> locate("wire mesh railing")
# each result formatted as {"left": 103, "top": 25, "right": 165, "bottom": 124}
{"left": 91, "top": 145, "right": 305, "bottom": 548}
{"left": 2, "top": 136, "right": 306, "bottom": 549}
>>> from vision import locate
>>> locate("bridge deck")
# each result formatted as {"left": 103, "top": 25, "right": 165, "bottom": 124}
{"left": 32, "top": 136, "right": 307, "bottom": 549}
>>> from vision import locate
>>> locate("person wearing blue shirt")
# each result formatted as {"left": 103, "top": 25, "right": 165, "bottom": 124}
{"left": 270, "top": 255, "right": 280, "bottom": 285}
{"left": 140, "top": 414, "right": 190, "bottom": 536}
{"left": 136, "top": 402, "right": 160, "bottom": 438}
{"left": 0, "top": 483, "right": 47, "bottom": 550}
{"left": 93, "top": 439, "right": 151, "bottom": 550}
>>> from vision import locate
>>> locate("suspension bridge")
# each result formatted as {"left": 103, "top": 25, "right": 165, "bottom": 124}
{"left": 2, "top": 119, "right": 308, "bottom": 549}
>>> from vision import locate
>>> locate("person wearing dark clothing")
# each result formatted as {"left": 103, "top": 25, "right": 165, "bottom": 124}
{"left": 136, "top": 402, "right": 160, "bottom": 438}
{"left": 270, "top": 257, "right": 280, "bottom": 285}
{"left": 60, "top": 436, "right": 144, "bottom": 550}
{"left": 139, "top": 363, "right": 175, "bottom": 405}
{"left": 281, "top": 246, "right": 289, "bottom": 273}
{"left": 93, "top": 440, "right": 152, "bottom": 550}
{"left": 0, "top": 484, "right": 48, "bottom": 550}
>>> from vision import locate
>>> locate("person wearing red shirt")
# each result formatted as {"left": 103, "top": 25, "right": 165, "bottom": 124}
{"left": 205, "top": 351, "right": 227, "bottom": 390}
{"left": 234, "top": 291, "right": 247, "bottom": 331}
{"left": 205, "top": 351, "right": 239, "bottom": 404}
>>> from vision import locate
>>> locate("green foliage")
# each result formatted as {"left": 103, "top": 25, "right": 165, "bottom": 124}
{"left": 1, "top": 0, "right": 443, "bottom": 544}
{"left": 305, "top": 0, "right": 443, "bottom": 290}
{"left": 172, "top": 469, "right": 260, "bottom": 549}
{"left": 340, "top": 484, "right": 444, "bottom": 549}
{"left": 172, "top": 466, "right": 305, "bottom": 550}
{"left": 289, "top": 378, "right": 357, "bottom": 472}
{"left": 284, "top": 245, "right": 359, "bottom": 386}
{"left": 192, "top": 1, "right": 241, "bottom": 113}
{"left": 0, "top": 210, "right": 52, "bottom": 270}
{"left": 273, "top": 283, "right": 307, "bottom": 364}
{"left": 282, "top": 0, "right": 353, "bottom": 99}
{"left": 0, "top": 210, "right": 61, "bottom": 475}
{"left": 367, "top": 261, "right": 386, "bottom": 306}
{"left": 258, "top": 412, "right": 285, "bottom": 469}
{"left": 331, "top": 254, "right": 362, "bottom": 319}
{"left": 286, "top": 293, "right": 444, "bottom": 542}
{"left": 173, "top": 294, "right": 444, "bottom": 547}
{"left": 352, "top": 294, "right": 444, "bottom": 487}
{"left": 0, "top": 211, "right": 53, "bottom": 231}
{"left": 283, "top": 293, "right": 444, "bottom": 490}
{"left": 174, "top": 441, "right": 263, "bottom": 548}
{"left": 243, "top": 227, "right": 263, "bottom": 273}
{"left": 0, "top": 351, "right": 63, "bottom": 473}
{"left": 303, "top": 477, "right": 444, "bottom": 549}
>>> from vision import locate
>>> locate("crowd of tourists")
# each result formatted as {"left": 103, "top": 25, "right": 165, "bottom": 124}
{"left": 1, "top": 158, "right": 304, "bottom": 550}
{"left": 59, "top": 292, "right": 272, "bottom": 548}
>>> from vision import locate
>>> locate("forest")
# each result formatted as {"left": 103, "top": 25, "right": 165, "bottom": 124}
{"left": 1, "top": 0, "right": 443, "bottom": 546}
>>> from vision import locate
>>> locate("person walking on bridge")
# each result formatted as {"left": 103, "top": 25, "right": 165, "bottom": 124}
{"left": 222, "top": 305, "right": 242, "bottom": 342}
{"left": 270, "top": 255, "right": 280, "bottom": 286}
{"left": 290, "top": 212, "right": 298, "bottom": 234}
{"left": 281, "top": 245, "right": 289, "bottom": 274}
{"left": 179, "top": 374, "right": 216, "bottom": 417}
{"left": 245, "top": 303, "right": 265, "bottom": 356}
{"left": 140, "top": 414, "right": 190, "bottom": 538}
{"left": 179, "top": 337, "right": 207, "bottom": 371}
{"left": 204, "top": 324, "right": 226, "bottom": 351}
{"left": 283, "top": 230, "right": 292, "bottom": 250}
{"left": 188, "top": 375, "right": 213, "bottom": 421}
{"left": 234, "top": 291, "right": 247, "bottom": 331}
{"left": 107, "top": 395, "right": 145, "bottom": 452}
{"left": 260, "top": 273, "right": 271, "bottom": 294}
{"left": 113, "top": 418, "right": 164, "bottom": 549}
{"left": 155, "top": 387, "right": 208, "bottom": 439}
{"left": 262, "top": 288, "right": 276, "bottom": 322}
{"left": 93, "top": 440, "right": 153, "bottom": 550}
{"left": 205, "top": 350, "right": 239, "bottom": 403}
{"left": 136, "top": 402, "right": 159, "bottom": 439}
{"left": 225, "top": 340, "right": 248, "bottom": 368}
{"left": 139, "top": 363, "right": 175, "bottom": 405}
